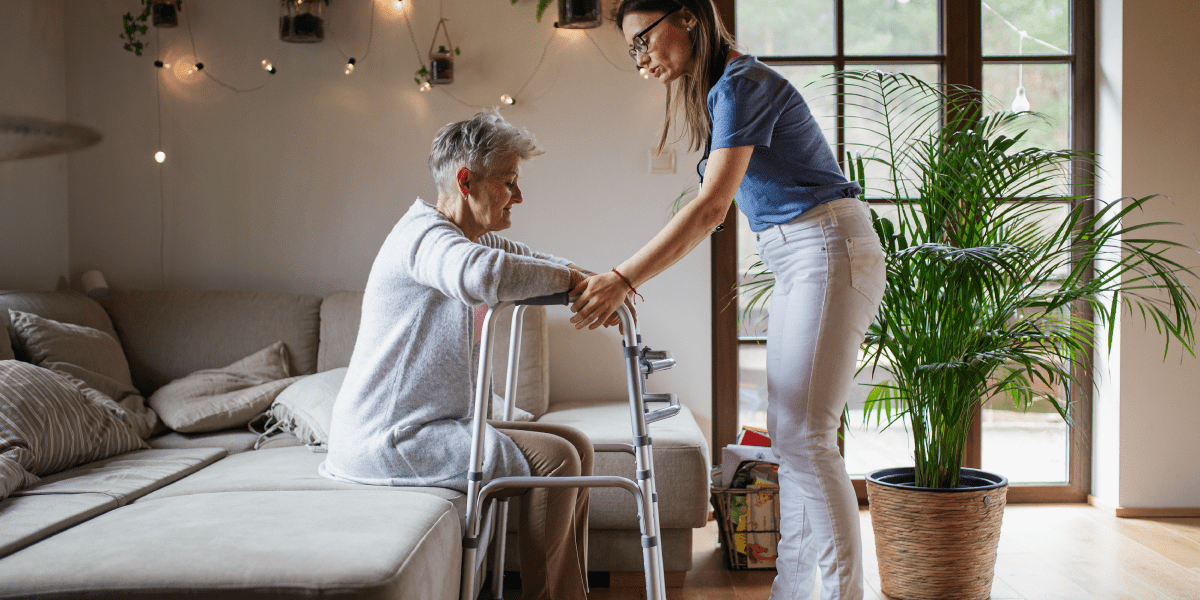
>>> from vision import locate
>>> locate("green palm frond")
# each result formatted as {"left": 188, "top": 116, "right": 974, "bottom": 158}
{"left": 740, "top": 70, "right": 1199, "bottom": 488}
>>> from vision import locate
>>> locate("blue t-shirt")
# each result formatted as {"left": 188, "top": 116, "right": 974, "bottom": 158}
{"left": 700, "top": 55, "right": 860, "bottom": 232}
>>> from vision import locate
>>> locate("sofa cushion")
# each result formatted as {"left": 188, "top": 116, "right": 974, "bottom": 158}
{"left": 489, "top": 304, "right": 551, "bottom": 419}
{"left": 136, "top": 446, "right": 466, "bottom": 524}
{"left": 0, "top": 448, "right": 225, "bottom": 559}
{"left": 0, "top": 291, "right": 117, "bottom": 364}
{"left": 534, "top": 400, "right": 711, "bottom": 530}
{"left": 147, "top": 429, "right": 303, "bottom": 454}
{"left": 0, "top": 490, "right": 463, "bottom": 600}
{"left": 317, "top": 290, "right": 363, "bottom": 373}
{"left": 0, "top": 361, "right": 147, "bottom": 501}
{"left": 7, "top": 310, "right": 158, "bottom": 438}
{"left": 101, "top": 290, "right": 322, "bottom": 395}
{"left": 148, "top": 341, "right": 302, "bottom": 433}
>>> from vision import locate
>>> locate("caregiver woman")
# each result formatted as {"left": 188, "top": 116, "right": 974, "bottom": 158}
{"left": 570, "top": 1, "right": 885, "bottom": 599}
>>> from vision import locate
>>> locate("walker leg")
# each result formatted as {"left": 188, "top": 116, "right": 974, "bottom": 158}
{"left": 489, "top": 499, "right": 510, "bottom": 600}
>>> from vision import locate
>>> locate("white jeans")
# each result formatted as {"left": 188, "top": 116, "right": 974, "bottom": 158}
{"left": 754, "top": 197, "right": 885, "bottom": 600}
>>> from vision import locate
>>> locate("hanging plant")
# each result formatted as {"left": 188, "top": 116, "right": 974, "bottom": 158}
{"left": 416, "top": 19, "right": 460, "bottom": 86}
{"left": 120, "top": 0, "right": 184, "bottom": 55}
{"left": 280, "top": 0, "right": 328, "bottom": 43}
{"left": 555, "top": 0, "right": 602, "bottom": 28}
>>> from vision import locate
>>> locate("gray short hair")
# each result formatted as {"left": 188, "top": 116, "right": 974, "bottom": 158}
{"left": 429, "top": 109, "right": 544, "bottom": 197}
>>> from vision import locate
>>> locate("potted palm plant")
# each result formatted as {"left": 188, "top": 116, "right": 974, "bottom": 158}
{"left": 741, "top": 71, "right": 1198, "bottom": 599}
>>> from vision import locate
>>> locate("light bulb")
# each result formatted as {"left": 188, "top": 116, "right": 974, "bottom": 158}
{"left": 500, "top": 94, "right": 514, "bottom": 105}
{"left": 640, "top": 67, "right": 649, "bottom": 79}
{"left": 1011, "top": 85, "right": 1030, "bottom": 112}
{"left": 154, "top": 151, "right": 166, "bottom": 163}
{"left": 419, "top": 81, "right": 432, "bottom": 92}
{"left": 261, "top": 59, "right": 276, "bottom": 74}
{"left": 345, "top": 58, "right": 356, "bottom": 75}
{"left": 394, "top": 0, "right": 403, "bottom": 6}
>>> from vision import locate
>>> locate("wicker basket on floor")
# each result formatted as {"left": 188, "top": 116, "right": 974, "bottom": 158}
{"left": 866, "top": 467, "right": 1008, "bottom": 600}
{"left": 710, "top": 487, "right": 780, "bottom": 570}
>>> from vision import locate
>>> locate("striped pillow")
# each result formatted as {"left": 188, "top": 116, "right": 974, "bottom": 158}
{"left": 0, "top": 360, "right": 147, "bottom": 501}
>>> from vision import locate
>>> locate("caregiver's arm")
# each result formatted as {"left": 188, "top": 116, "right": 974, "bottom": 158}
{"left": 569, "top": 145, "right": 754, "bottom": 330}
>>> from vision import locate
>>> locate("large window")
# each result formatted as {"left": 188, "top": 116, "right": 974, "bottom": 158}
{"left": 710, "top": 0, "right": 1093, "bottom": 502}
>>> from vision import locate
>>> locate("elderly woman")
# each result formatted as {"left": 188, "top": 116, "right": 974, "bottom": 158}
{"left": 320, "top": 110, "right": 593, "bottom": 600}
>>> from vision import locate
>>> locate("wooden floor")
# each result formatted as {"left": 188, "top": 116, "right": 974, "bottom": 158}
{"left": 572, "top": 504, "right": 1200, "bottom": 599}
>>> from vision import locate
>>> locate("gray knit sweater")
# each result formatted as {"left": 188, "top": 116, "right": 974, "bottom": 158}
{"left": 319, "top": 199, "right": 572, "bottom": 492}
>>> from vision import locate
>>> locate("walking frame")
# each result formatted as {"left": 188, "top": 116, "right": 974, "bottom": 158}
{"left": 460, "top": 292, "right": 680, "bottom": 600}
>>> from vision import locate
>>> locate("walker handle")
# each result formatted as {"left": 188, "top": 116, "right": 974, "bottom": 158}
{"left": 515, "top": 292, "right": 572, "bottom": 306}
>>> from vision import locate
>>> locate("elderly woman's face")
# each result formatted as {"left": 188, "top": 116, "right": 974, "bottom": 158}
{"left": 467, "top": 155, "right": 523, "bottom": 234}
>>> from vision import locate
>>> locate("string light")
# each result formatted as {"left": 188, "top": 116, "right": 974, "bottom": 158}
{"left": 261, "top": 59, "right": 276, "bottom": 74}
{"left": 499, "top": 94, "right": 514, "bottom": 105}
{"left": 419, "top": 81, "right": 432, "bottom": 91}
{"left": 639, "top": 67, "right": 649, "bottom": 79}
{"left": 154, "top": 151, "right": 166, "bottom": 163}
{"left": 331, "top": 1, "right": 374, "bottom": 75}
{"left": 982, "top": 2, "right": 1068, "bottom": 113}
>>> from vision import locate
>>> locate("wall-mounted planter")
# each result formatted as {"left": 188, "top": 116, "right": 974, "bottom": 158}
{"left": 555, "top": 0, "right": 602, "bottom": 29}
{"left": 151, "top": 0, "right": 179, "bottom": 28}
{"left": 280, "top": 0, "right": 327, "bottom": 43}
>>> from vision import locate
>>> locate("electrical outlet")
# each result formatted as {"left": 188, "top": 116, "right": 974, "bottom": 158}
{"left": 649, "top": 147, "right": 676, "bottom": 174}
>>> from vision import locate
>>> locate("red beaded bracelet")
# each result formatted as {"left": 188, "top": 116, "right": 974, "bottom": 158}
{"left": 612, "top": 268, "right": 645, "bottom": 303}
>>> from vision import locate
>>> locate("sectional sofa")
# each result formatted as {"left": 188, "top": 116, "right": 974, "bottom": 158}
{"left": 0, "top": 289, "right": 711, "bottom": 599}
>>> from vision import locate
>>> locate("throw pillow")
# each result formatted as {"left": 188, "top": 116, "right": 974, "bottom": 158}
{"left": 0, "top": 360, "right": 147, "bottom": 501}
{"left": 491, "top": 393, "right": 535, "bottom": 423}
{"left": 148, "top": 341, "right": 302, "bottom": 433}
{"left": 7, "top": 310, "right": 158, "bottom": 439}
{"left": 264, "top": 367, "right": 347, "bottom": 449}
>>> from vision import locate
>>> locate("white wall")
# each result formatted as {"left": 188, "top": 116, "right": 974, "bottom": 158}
{"left": 0, "top": 0, "right": 69, "bottom": 290}
{"left": 1114, "top": 0, "right": 1200, "bottom": 508}
{"left": 1094, "top": 0, "right": 1200, "bottom": 509}
{"left": 62, "top": 0, "right": 713, "bottom": 442}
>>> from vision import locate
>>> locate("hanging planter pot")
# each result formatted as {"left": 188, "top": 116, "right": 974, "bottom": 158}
{"left": 280, "top": 0, "right": 327, "bottom": 43}
{"left": 554, "top": 0, "right": 602, "bottom": 29}
{"left": 866, "top": 467, "right": 1008, "bottom": 600}
{"left": 151, "top": 0, "right": 179, "bottom": 28}
{"left": 427, "top": 19, "right": 459, "bottom": 85}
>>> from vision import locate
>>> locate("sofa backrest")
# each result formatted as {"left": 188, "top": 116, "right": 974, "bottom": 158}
{"left": 318, "top": 291, "right": 552, "bottom": 419}
{"left": 0, "top": 291, "right": 117, "bottom": 363}
{"left": 101, "top": 291, "right": 322, "bottom": 395}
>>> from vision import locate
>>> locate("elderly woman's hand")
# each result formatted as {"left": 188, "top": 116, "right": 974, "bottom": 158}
{"left": 569, "top": 272, "right": 636, "bottom": 331}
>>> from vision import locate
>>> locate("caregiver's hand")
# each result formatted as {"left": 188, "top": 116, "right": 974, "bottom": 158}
{"left": 569, "top": 272, "right": 636, "bottom": 331}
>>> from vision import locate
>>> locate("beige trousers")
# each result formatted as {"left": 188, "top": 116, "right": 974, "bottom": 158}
{"left": 490, "top": 421, "right": 593, "bottom": 600}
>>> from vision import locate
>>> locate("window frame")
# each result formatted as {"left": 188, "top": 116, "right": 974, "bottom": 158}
{"left": 710, "top": 0, "right": 1095, "bottom": 504}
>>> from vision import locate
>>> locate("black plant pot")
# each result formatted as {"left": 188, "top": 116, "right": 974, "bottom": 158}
{"left": 866, "top": 467, "right": 1008, "bottom": 600}
{"left": 429, "top": 55, "right": 454, "bottom": 84}
{"left": 151, "top": 2, "right": 178, "bottom": 28}
{"left": 280, "top": 13, "right": 324, "bottom": 43}
{"left": 555, "top": 0, "right": 601, "bottom": 29}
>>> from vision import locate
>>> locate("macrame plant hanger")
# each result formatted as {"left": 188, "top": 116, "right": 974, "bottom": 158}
{"left": 428, "top": 18, "right": 456, "bottom": 84}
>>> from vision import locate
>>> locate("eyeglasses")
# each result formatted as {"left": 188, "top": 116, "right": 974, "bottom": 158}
{"left": 627, "top": 5, "right": 682, "bottom": 61}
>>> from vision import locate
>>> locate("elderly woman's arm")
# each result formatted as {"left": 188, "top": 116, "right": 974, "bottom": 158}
{"left": 406, "top": 216, "right": 573, "bottom": 307}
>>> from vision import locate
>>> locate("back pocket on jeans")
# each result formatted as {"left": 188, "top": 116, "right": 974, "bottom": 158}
{"left": 846, "top": 236, "right": 885, "bottom": 306}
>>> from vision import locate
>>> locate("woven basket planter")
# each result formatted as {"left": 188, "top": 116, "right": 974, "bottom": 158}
{"left": 866, "top": 467, "right": 1008, "bottom": 600}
